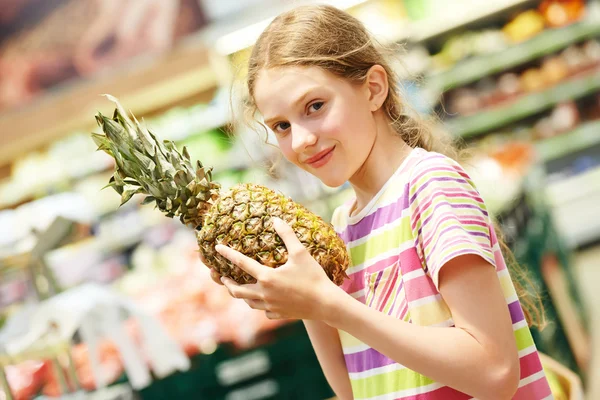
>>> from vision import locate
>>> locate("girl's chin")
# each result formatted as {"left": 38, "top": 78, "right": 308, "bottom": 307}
{"left": 317, "top": 174, "right": 349, "bottom": 188}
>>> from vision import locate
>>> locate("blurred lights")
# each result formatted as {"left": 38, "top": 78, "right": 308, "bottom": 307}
{"left": 214, "top": 0, "right": 370, "bottom": 55}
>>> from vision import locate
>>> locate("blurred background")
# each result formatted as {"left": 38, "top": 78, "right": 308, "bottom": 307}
{"left": 0, "top": 0, "right": 599, "bottom": 399}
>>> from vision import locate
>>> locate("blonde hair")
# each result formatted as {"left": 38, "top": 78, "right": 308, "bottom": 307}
{"left": 242, "top": 4, "right": 544, "bottom": 328}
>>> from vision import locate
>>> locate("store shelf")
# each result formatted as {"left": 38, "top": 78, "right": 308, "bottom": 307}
{"left": 407, "top": 0, "right": 535, "bottom": 42}
{"left": 536, "top": 120, "right": 600, "bottom": 163}
{"left": 428, "top": 17, "right": 600, "bottom": 91}
{"left": 447, "top": 69, "right": 600, "bottom": 139}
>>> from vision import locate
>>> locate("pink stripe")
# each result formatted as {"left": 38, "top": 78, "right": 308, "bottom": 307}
{"left": 413, "top": 188, "right": 485, "bottom": 220}
{"left": 345, "top": 256, "right": 400, "bottom": 296}
{"left": 421, "top": 215, "right": 488, "bottom": 249}
{"left": 410, "top": 176, "right": 474, "bottom": 205}
{"left": 413, "top": 199, "right": 487, "bottom": 235}
{"left": 425, "top": 235, "right": 481, "bottom": 270}
{"left": 411, "top": 159, "right": 465, "bottom": 182}
{"left": 396, "top": 385, "right": 471, "bottom": 400}
{"left": 400, "top": 247, "right": 424, "bottom": 273}
{"left": 519, "top": 351, "right": 544, "bottom": 380}
{"left": 422, "top": 216, "right": 489, "bottom": 252}
{"left": 375, "top": 265, "right": 400, "bottom": 311}
{"left": 367, "top": 269, "right": 387, "bottom": 307}
{"left": 513, "top": 375, "right": 552, "bottom": 400}
{"left": 403, "top": 273, "right": 438, "bottom": 301}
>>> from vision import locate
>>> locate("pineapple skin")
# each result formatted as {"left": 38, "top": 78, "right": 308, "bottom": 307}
{"left": 197, "top": 183, "right": 349, "bottom": 286}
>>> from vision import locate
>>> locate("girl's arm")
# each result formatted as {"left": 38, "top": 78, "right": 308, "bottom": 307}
{"left": 324, "top": 254, "right": 520, "bottom": 400}
{"left": 216, "top": 219, "right": 520, "bottom": 400}
{"left": 302, "top": 320, "right": 353, "bottom": 400}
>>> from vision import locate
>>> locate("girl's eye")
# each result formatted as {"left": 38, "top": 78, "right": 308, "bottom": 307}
{"left": 273, "top": 122, "right": 291, "bottom": 133}
{"left": 308, "top": 101, "right": 324, "bottom": 114}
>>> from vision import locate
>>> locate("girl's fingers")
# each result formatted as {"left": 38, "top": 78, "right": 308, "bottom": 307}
{"left": 272, "top": 218, "right": 305, "bottom": 256}
{"left": 222, "top": 277, "right": 263, "bottom": 300}
{"left": 244, "top": 299, "right": 268, "bottom": 311}
{"left": 216, "top": 245, "right": 268, "bottom": 280}
{"left": 265, "top": 311, "right": 282, "bottom": 320}
{"left": 210, "top": 269, "right": 223, "bottom": 285}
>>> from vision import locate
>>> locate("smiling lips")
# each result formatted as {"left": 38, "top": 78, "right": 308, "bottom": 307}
{"left": 305, "top": 146, "right": 335, "bottom": 168}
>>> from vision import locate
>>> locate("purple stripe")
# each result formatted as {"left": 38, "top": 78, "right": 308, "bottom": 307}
{"left": 409, "top": 176, "right": 471, "bottom": 204}
{"left": 344, "top": 347, "right": 397, "bottom": 373}
{"left": 367, "top": 270, "right": 385, "bottom": 307}
{"left": 508, "top": 300, "right": 526, "bottom": 324}
{"left": 416, "top": 202, "right": 488, "bottom": 238}
{"left": 424, "top": 225, "right": 490, "bottom": 260}
{"left": 339, "top": 184, "right": 409, "bottom": 243}
{"left": 422, "top": 214, "right": 489, "bottom": 250}
{"left": 435, "top": 248, "right": 495, "bottom": 275}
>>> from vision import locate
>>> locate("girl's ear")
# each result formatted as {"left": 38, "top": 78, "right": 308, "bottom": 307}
{"left": 365, "top": 65, "right": 389, "bottom": 112}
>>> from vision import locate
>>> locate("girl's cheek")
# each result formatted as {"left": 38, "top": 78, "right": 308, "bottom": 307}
{"left": 278, "top": 138, "right": 300, "bottom": 165}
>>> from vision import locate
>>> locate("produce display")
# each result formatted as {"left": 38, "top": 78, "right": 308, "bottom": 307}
{"left": 430, "top": 0, "right": 587, "bottom": 72}
{"left": 444, "top": 39, "right": 600, "bottom": 117}
{"left": 91, "top": 95, "right": 350, "bottom": 285}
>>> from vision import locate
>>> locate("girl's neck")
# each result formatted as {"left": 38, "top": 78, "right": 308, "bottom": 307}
{"left": 348, "top": 114, "right": 413, "bottom": 216}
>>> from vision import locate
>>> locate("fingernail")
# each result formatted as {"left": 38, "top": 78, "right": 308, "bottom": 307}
{"left": 273, "top": 218, "right": 282, "bottom": 227}
{"left": 215, "top": 244, "right": 225, "bottom": 253}
{"left": 220, "top": 276, "right": 226, "bottom": 283}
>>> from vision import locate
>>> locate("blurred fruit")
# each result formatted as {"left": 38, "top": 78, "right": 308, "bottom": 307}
{"left": 541, "top": 56, "right": 569, "bottom": 85}
{"left": 503, "top": 10, "right": 545, "bottom": 43}
{"left": 539, "top": 0, "right": 585, "bottom": 28}
{"left": 521, "top": 68, "right": 548, "bottom": 92}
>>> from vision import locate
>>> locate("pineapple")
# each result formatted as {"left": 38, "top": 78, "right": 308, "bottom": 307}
{"left": 91, "top": 95, "right": 349, "bottom": 285}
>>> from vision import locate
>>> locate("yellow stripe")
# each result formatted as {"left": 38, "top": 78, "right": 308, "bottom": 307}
{"left": 409, "top": 299, "right": 452, "bottom": 326}
{"left": 349, "top": 217, "right": 411, "bottom": 263}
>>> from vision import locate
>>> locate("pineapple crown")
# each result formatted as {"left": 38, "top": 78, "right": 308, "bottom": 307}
{"left": 91, "top": 94, "right": 221, "bottom": 229}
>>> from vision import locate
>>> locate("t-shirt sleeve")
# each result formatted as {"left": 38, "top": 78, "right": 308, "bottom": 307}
{"left": 408, "top": 154, "right": 496, "bottom": 289}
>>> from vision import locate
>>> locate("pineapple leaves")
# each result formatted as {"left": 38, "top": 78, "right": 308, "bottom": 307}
{"left": 132, "top": 149, "right": 156, "bottom": 171}
{"left": 141, "top": 196, "right": 156, "bottom": 205}
{"left": 92, "top": 94, "right": 221, "bottom": 229}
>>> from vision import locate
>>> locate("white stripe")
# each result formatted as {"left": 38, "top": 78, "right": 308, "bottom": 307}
{"left": 541, "top": 394, "right": 554, "bottom": 400}
{"left": 348, "top": 362, "right": 408, "bottom": 380}
{"left": 401, "top": 268, "right": 425, "bottom": 282}
{"left": 518, "top": 370, "right": 547, "bottom": 387}
{"left": 408, "top": 293, "right": 441, "bottom": 307}
{"left": 513, "top": 319, "right": 528, "bottom": 331}
{"left": 497, "top": 268, "right": 509, "bottom": 278}
{"left": 343, "top": 342, "right": 370, "bottom": 354}
{"left": 518, "top": 345, "right": 537, "bottom": 358}
{"left": 506, "top": 294, "right": 519, "bottom": 304}
{"left": 347, "top": 216, "right": 407, "bottom": 247}
{"left": 350, "top": 288, "right": 365, "bottom": 298}
{"left": 357, "top": 382, "right": 446, "bottom": 400}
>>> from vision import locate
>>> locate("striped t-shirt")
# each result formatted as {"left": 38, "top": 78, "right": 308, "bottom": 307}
{"left": 331, "top": 148, "right": 552, "bottom": 400}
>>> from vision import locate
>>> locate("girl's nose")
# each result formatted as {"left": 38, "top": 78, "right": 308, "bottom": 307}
{"left": 291, "top": 124, "right": 318, "bottom": 154}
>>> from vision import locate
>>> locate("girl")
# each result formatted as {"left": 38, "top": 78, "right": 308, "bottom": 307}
{"left": 208, "top": 5, "right": 552, "bottom": 399}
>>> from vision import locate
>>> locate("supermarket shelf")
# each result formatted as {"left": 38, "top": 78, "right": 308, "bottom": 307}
{"left": 407, "top": 0, "right": 535, "bottom": 42}
{"left": 536, "top": 120, "right": 600, "bottom": 163}
{"left": 428, "top": 17, "right": 600, "bottom": 91}
{"left": 447, "top": 69, "right": 600, "bottom": 139}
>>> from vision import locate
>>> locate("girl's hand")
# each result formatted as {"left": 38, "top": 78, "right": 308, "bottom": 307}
{"left": 198, "top": 250, "right": 225, "bottom": 286}
{"left": 215, "top": 218, "right": 344, "bottom": 321}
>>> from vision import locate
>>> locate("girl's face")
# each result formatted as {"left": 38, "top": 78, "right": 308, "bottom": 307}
{"left": 253, "top": 66, "right": 379, "bottom": 187}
